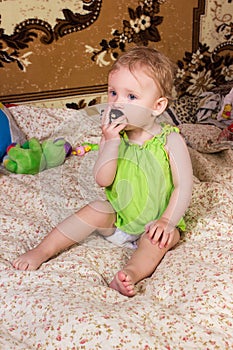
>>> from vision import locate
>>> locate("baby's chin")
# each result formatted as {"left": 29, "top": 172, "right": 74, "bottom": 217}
{"left": 124, "top": 123, "right": 146, "bottom": 131}
{"left": 123, "top": 124, "right": 135, "bottom": 131}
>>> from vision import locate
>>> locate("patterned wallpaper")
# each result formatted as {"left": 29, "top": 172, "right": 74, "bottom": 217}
{"left": 0, "top": 0, "right": 232, "bottom": 104}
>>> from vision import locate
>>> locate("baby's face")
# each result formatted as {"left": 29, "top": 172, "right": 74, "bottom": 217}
{"left": 107, "top": 65, "right": 161, "bottom": 129}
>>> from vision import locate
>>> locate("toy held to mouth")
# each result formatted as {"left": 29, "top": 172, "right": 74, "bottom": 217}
{"left": 109, "top": 109, "right": 124, "bottom": 124}
{"left": 98, "top": 103, "right": 154, "bottom": 128}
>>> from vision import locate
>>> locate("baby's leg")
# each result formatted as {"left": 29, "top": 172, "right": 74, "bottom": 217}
{"left": 109, "top": 228, "right": 180, "bottom": 296}
{"left": 13, "top": 200, "right": 116, "bottom": 270}
{"left": 12, "top": 228, "right": 75, "bottom": 271}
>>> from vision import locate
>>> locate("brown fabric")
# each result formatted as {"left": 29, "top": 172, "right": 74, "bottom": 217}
{"left": 0, "top": 0, "right": 232, "bottom": 103}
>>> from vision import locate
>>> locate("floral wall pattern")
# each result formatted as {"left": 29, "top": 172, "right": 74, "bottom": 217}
{"left": 175, "top": 0, "right": 233, "bottom": 97}
{"left": 86, "top": 1, "right": 164, "bottom": 65}
{"left": 0, "top": 0, "right": 232, "bottom": 104}
{"left": 0, "top": 0, "right": 102, "bottom": 71}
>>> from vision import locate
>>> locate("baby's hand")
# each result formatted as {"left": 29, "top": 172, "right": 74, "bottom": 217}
{"left": 145, "top": 218, "right": 175, "bottom": 249}
{"left": 101, "top": 107, "right": 127, "bottom": 141}
{"left": 102, "top": 118, "right": 126, "bottom": 140}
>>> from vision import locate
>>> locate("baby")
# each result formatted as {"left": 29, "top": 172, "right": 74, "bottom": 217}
{"left": 13, "top": 46, "right": 193, "bottom": 297}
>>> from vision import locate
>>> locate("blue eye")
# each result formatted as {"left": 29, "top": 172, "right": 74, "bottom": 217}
{"left": 109, "top": 90, "right": 117, "bottom": 97}
{"left": 128, "top": 94, "right": 136, "bottom": 100}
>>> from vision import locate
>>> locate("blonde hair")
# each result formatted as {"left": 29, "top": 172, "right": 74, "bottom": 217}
{"left": 109, "top": 46, "right": 174, "bottom": 103}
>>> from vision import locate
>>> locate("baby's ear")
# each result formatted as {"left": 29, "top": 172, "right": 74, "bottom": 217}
{"left": 153, "top": 97, "right": 168, "bottom": 116}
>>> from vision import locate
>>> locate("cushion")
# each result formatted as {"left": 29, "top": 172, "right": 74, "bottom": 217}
{"left": 0, "top": 103, "right": 26, "bottom": 161}
{"left": 179, "top": 123, "right": 233, "bottom": 153}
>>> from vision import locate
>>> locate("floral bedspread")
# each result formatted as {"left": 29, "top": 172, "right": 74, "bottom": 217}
{"left": 0, "top": 105, "right": 233, "bottom": 349}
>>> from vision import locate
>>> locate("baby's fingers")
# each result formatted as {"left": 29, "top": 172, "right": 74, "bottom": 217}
{"left": 159, "top": 230, "right": 175, "bottom": 249}
{"left": 148, "top": 226, "right": 163, "bottom": 244}
{"left": 101, "top": 106, "right": 112, "bottom": 126}
{"left": 158, "top": 232, "right": 170, "bottom": 249}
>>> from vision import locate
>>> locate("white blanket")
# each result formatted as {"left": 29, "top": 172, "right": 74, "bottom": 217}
{"left": 1, "top": 105, "right": 233, "bottom": 349}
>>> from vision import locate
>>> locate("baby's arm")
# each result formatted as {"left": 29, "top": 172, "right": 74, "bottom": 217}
{"left": 93, "top": 116, "right": 126, "bottom": 187}
{"left": 146, "top": 132, "right": 193, "bottom": 248}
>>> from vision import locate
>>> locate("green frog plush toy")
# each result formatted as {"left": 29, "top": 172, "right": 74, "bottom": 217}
{"left": 3, "top": 138, "right": 71, "bottom": 174}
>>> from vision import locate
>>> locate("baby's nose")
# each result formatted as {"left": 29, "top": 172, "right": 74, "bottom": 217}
{"left": 111, "top": 102, "right": 125, "bottom": 109}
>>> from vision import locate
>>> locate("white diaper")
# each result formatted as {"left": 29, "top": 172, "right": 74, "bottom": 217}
{"left": 105, "top": 228, "right": 141, "bottom": 249}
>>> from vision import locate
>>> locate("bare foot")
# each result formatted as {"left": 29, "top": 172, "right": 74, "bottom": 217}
{"left": 109, "top": 270, "right": 136, "bottom": 297}
{"left": 12, "top": 247, "right": 48, "bottom": 271}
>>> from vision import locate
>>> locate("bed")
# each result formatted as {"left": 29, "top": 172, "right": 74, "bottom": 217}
{"left": 1, "top": 97, "right": 233, "bottom": 349}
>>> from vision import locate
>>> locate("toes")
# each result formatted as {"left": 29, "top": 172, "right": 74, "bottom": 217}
{"left": 12, "top": 259, "right": 29, "bottom": 271}
{"left": 20, "top": 262, "right": 29, "bottom": 270}
{"left": 109, "top": 270, "right": 136, "bottom": 297}
{"left": 117, "top": 270, "right": 128, "bottom": 282}
{"left": 12, "top": 259, "right": 19, "bottom": 269}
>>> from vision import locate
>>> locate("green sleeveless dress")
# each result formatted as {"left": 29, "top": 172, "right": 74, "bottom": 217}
{"left": 105, "top": 124, "right": 186, "bottom": 235}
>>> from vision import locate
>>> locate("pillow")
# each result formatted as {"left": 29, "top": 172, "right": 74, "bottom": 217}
{"left": 8, "top": 104, "right": 102, "bottom": 145}
{"left": 0, "top": 103, "right": 26, "bottom": 161}
{"left": 179, "top": 123, "right": 233, "bottom": 153}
